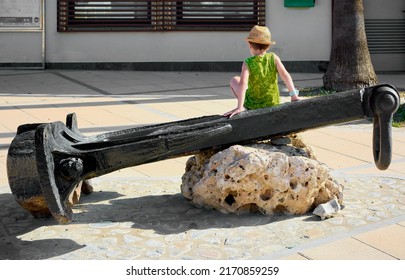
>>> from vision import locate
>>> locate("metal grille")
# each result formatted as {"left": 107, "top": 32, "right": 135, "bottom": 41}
{"left": 365, "top": 19, "right": 405, "bottom": 54}
{"left": 57, "top": 0, "right": 266, "bottom": 32}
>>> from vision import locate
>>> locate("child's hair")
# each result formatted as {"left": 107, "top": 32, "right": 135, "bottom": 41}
{"left": 249, "top": 42, "right": 270, "bottom": 51}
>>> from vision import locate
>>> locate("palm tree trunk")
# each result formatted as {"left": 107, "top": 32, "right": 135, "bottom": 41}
{"left": 323, "top": 0, "right": 378, "bottom": 92}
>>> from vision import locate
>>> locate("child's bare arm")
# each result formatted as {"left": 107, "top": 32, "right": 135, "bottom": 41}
{"left": 235, "top": 62, "right": 249, "bottom": 110}
{"left": 224, "top": 62, "right": 249, "bottom": 118}
{"left": 274, "top": 54, "right": 299, "bottom": 101}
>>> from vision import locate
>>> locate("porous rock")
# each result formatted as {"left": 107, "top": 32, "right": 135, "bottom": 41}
{"left": 181, "top": 137, "right": 343, "bottom": 215}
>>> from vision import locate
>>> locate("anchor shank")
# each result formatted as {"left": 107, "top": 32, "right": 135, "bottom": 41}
{"left": 78, "top": 88, "right": 368, "bottom": 163}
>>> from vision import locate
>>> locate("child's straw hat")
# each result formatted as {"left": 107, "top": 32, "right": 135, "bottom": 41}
{"left": 246, "top": 25, "right": 275, "bottom": 45}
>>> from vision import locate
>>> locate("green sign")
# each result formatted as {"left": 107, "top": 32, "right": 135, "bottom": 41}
{"left": 284, "top": 0, "right": 315, "bottom": 8}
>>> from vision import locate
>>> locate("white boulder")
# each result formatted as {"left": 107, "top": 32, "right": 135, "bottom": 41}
{"left": 181, "top": 139, "right": 342, "bottom": 216}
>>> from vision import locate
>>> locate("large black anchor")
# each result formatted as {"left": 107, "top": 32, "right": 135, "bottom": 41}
{"left": 7, "top": 84, "right": 400, "bottom": 223}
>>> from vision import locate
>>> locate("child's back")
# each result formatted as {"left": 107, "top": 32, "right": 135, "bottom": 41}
{"left": 224, "top": 25, "right": 299, "bottom": 118}
{"left": 244, "top": 52, "right": 280, "bottom": 109}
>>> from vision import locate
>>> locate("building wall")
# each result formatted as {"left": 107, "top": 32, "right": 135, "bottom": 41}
{"left": 1, "top": 0, "right": 332, "bottom": 71}
{"left": 267, "top": 0, "right": 332, "bottom": 62}
{"left": 0, "top": 32, "right": 42, "bottom": 64}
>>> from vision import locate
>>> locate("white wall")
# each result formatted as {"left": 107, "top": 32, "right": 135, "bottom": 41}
{"left": 0, "top": 32, "right": 42, "bottom": 63}
{"left": 363, "top": 0, "right": 404, "bottom": 18}
{"left": 1, "top": 1, "right": 332, "bottom": 65}
{"left": 267, "top": 0, "right": 332, "bottom": 61}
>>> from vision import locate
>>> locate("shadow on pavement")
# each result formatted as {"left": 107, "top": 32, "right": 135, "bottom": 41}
{"left": 0, "top": 193, "right": 85, "bottom": 260}
{"left": 0, "top": 186, "right": 300, "bottom": 259}
{"left": 74, "top": 190, "right": 297, "bottom": 235}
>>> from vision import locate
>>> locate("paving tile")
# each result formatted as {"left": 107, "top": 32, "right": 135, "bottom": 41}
{"left": 100, "top": 103, "right": 141, "bottom": 114}
{"left": 210, "top": 99, "right": 236, "bottom": 109}
{"left": 133, "top": 157, "right": 189, "bottom": 178}
{"left": 343, "top": 166, "right": 405, "bottom": 177}
{"left": 392, "top": 138, "right": 405, "bottom": 157}
{"left": 301, "top": 146, "right": 370, "bottom": 170}
{"left": 182, "top": 100, "right": 229, "bottom": 116}
{"left": 115, "top": 106, "right": 174, "bottom": 124}
{"left": 0, "top": 134, "right": 13, "bottom": 146}
{"left": 319, "top": 127, "right": 373, "bottom": 144}
{"left": 20, "top": 108, "right": 75, "bottom": 123}
{"left": 147, "top": 102, "right": 209, "bottom": 119}
{"left": 304, "top": 133, "right": 375, "bottom": 160}
{"left": 89, "top": 113, "right": 137, "bottom": 127}
{"left": 279, "top": 253, "right": 309, "bottom": 260}
{"left": 353, "top": 224, "right": 405, "bottom": 259}
{"left": 335, "top": 157, "right": 405, "bottom": 176}
{"left": 102, "top": 167, "right": 149, "bottom": 179}
{"left": 0, "top": 150, "right": 6, "bottom": 163}
{"left": 300, "top": 237, "right": 396, "bottom": 260}
{"left": 0, "top": 161, "right": 7, "bottom": 187}
{"left": 0, "top": 110, "right": 41, "bottom": 132}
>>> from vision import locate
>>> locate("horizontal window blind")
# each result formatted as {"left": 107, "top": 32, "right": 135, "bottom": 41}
{"left": 365, "top": 19, "right": 405, "bottom": 54}
{"left": 57, "top": 0, "right": 266, "bottom": 32}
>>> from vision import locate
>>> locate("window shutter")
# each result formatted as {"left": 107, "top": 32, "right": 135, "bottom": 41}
{"left": 57, "top": 1, "right": 266, "bottom": 32}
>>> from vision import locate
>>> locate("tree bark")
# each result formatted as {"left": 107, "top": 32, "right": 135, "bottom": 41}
{"left": 323, "top": 0, "right": 378, "bottom": 92}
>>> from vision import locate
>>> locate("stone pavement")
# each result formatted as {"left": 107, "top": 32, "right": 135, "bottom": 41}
{"left": 0, "top": 70, "right": 404, "bottom": 260}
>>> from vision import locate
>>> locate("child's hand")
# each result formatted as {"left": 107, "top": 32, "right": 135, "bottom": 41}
{"left": 289, "top": 89, "right": 300, "bottom": 102}
{"left": 291, "top": 95, "right": 300, "bottom": 102}
{"left": 223, "top": 107, "right": 245, "bottom": 118}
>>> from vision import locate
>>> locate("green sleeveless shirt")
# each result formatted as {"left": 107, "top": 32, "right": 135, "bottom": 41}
{"left": 244, "top": 52, "right": 280, "bottom": 110}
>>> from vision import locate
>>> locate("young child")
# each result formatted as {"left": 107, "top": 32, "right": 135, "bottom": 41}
{"left": 224, "top": 25, "right": 299, "bottom": 118}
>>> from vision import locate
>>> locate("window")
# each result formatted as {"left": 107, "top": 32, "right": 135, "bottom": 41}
{"left": 57, "top": 1, "right": 266, "bottom": 32}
